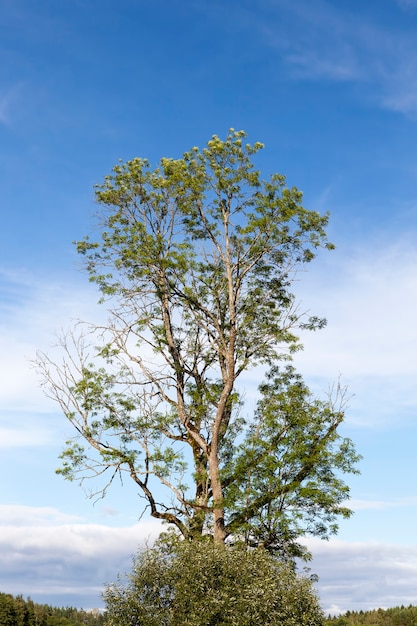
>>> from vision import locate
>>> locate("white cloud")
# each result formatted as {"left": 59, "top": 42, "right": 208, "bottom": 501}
{"left": 348, "top": 496, "right": 417, "bottom": 511}
{"left": 2, "top": 504, "right": 417, "bottom": 615}
{"left": 306, "top": 538, "right": 417, "bottom": 614}
{"left": 0, "top": 267, "right": 104, "bottom": 416}
{"left": 0, "top": 504, "right": 82, "bottom": 525}
{"left": 0, "top": 423, "right": 53, "bottom": 447}
{"left": 2, "top": 232, "right": 417, "bottom": 442}
{"left": 294, "top": 236, "right": 417, "bottom": 426}
{"left": 0, "top": 268, "right": 116, "bottom": 453}
{"left": 0, "top": 504, "right": 163, "bottom": 608}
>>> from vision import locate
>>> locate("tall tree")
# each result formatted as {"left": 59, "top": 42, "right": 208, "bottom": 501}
{"left": 37, "top": 130, "right": 359, "bottom": 553}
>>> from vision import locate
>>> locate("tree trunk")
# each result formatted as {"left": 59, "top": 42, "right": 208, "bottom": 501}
{"left": 210, "top": 450, "right": 227, "bottom": 544}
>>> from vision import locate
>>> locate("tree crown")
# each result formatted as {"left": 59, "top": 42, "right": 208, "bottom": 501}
{"left": 36, "top": 130, "right": 358, "bottom": 557}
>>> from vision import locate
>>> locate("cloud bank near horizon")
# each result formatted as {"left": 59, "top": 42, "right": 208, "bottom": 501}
{"left": 0, "top": 505, "right": 163, "bottom": 609}
{"left": 1, "top": 504, "right": 417, "bottom": 615}
{"left": 307, "top": 538, "right": 417, "bottom": 615}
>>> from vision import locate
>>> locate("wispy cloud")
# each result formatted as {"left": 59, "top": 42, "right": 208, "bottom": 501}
{"left": 348, "top": 496, "right": 417, "bottom": 511}
{"left": 254, "top": 0, "right": 417, "bottom": 115}
{"left": 0, "top": 83, "right": 23, "bottom": 125}
{"left": 0, "top": 268, "right": 103, "bottom": 415}
{"left": 285, "top": 51, "right": 359, "bottom": 81}
{"left": 0, "top": 504, "right": 81, "bottom": 525}
{"left": 0, "top": 268, "right": 109, "bottom": 452}
{"left": 0, "top": 423, "right": 53, "bottom": 448}
{"left": 2, "top": 229, "right": 417, "bottom": 441}
{"left": 294, "top": 235, "right": 417, "bottom": 426}
{"left": 397, "top": 0, "right": 417, "bottom": 10}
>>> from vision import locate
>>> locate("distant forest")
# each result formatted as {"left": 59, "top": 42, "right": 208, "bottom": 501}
{"left": 2, "top": 590, "right": 417, "bottom": 625}
{"left": 0, "top": 592, "right": 105, "bottom": 626}
{"left": 325, "top": 605, "right": 417, "bottom": 625}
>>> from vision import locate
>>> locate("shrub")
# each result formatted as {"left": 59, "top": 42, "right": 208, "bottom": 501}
{"left": 104, "top": 540, "right": 323, "bottom": 626}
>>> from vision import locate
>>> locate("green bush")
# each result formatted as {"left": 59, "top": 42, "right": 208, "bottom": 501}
{"left": 104, "top": 540, "right": 323, "bottom": 626}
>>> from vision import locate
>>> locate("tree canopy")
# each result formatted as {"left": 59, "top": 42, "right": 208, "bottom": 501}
{"left": 325, "top": 605, "right": 417, "bottom": 626}
{"left": 37, "top": 129, "right": 360, "bottom": 556}
{"left": 0, "top": 593, "right": 104, "bottom": 626}
{"left": 103, "top": 540, "right": 324, "bottom": 626}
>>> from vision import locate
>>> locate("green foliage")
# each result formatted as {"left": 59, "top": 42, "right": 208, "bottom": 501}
{"left": 37, "top": 129, "right": 359, "bottom": 555}
{"left": 224, "top": 366, "right": 361, "bottom": 559}
{"left": 103, "top": 540, "right": 324, "bottom": 626}
{"left": 0, "top": 593, "right": 105, "bottom": 626}
{"left": 325, "top": 605, "right": 417, "bottom": 626}
{"left": 0, "top": 593, "right": 18, "bottom": 626}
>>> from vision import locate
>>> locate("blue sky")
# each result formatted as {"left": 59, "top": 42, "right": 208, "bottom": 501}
{"left": 2, "top": 0, "right": 417, "bottom": 615}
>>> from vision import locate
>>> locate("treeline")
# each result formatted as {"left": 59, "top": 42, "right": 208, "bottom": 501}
{"left": 326, "top": 605, "right": 417, "bottom": 626}
{"left": 3, "top": 589, "right": 417, "bottom": 626}
{"left": 0, "top": 592, "right": 106, "bottom": 626}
